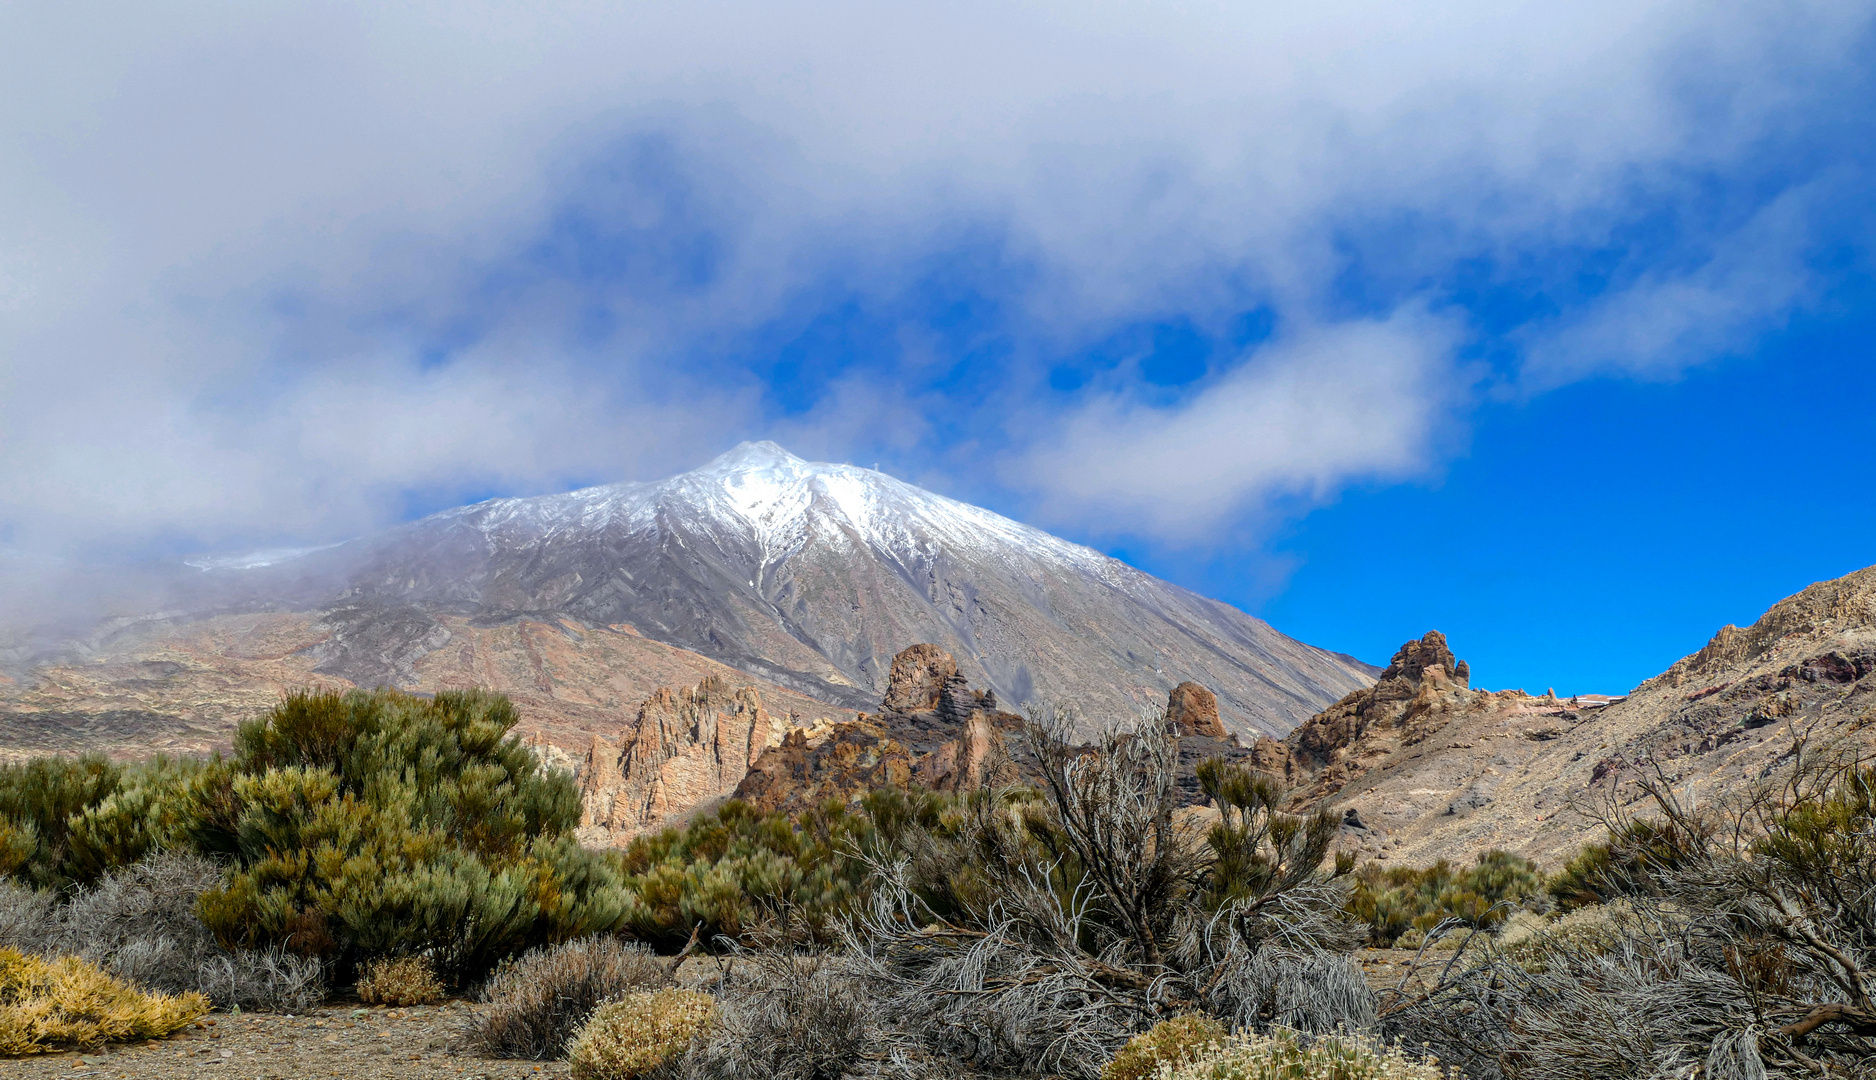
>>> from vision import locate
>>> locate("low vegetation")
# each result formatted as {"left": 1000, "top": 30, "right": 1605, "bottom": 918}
{"left": 353, "top": 954, "right": 447, "bottom": 1006}
{"left": 7, "top": 683, "right": 1876, "bottom": 1077}
{"left": 0, "top": 947, "right": 208, "bottom": 1055}
{"left": 1161, "top": 1029, "right": 1449, "bottom": 1080}
{"left": 1102, "top": 1014, "right": 1229, "bottom": 1080}
{"left": 472, "top": 936, "right": 673, "bottom": 1060}
{"left": 567, "top": 989, "right": 717, "bottom": 1080}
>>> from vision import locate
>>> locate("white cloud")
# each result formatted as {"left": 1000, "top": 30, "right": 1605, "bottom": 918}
{"left": 1015, "top": 308, "right": 1470, "bottom": 537}
{"left": 0, "top": 0, "right": 1868, "bottom": 572}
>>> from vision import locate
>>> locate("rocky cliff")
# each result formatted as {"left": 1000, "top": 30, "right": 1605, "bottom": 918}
{"left": 578, "top": 676, "right": 776, "bottom": 842}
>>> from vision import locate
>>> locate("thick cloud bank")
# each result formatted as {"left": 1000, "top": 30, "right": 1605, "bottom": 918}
{"left": 0, "top": 1, "right": 1870, "bottom": 571}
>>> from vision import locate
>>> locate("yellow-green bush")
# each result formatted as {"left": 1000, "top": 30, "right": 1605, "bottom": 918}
{"left": 567, "top": 988, "right": 716, "bottom": 1080}
{"left": 1345, "top": 850, "right": 1543, "bottom": 946}
{"left": 354, "top": 954, "right": 446, "bottom": 1006}
{"left": 0, "top": 947, "right": 208, "bottom": 1055}
{"left": 1103, "top": 1013, "right": 1229, "bottom": 1080}
{"left": 189, "top": 689, "right": 628, "bottom": 985}
{"left": 1161, "top": 1028, "right": 1449, "bottom": 1080}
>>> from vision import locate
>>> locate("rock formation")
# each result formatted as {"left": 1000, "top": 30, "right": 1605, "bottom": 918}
{"left": 578, "top": 675, "right": 774, "bottom": 843}
{"left": 1166, "top": 681, "right": 1227, "bottom": 738}
{"left": 733, "top": 644, "right": 1022, "bottom": 817}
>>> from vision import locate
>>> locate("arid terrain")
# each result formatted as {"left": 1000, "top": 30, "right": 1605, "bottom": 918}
{"left": 1259, "top": 565, "right": 1876, "bottom": 864}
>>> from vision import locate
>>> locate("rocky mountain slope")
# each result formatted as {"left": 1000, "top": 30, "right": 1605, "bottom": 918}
{"left": 0, "top": 443, "right": 1374, "bottom": 759}
{"left": 1261, "top": 566, "right": 1876, "bottom": 866}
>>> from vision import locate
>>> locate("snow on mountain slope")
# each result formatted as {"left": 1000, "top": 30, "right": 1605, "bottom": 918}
{"left": 311, "top": 442, "right": 1375, "bottom": 736}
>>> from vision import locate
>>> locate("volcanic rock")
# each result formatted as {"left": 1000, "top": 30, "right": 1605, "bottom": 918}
{"left": 1166, "top": 681, "right": 1227, "bottom": 738}
{"left": 578, "top": 676, "right": 774, "bottom": 842}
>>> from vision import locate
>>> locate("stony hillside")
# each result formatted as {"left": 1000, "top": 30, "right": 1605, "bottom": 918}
{"left": 1259, "top": 565, "right": 1876, "bottom": 866}
{"left": 0, "top": 609, "right": 839, "bottom": 764}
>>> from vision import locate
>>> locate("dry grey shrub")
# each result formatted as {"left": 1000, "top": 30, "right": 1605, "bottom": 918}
{"left": 43, "top": 851, "right": 324, "bottom": 1011}
{"left": 0, "top": 879, "right": 58, "bottom": 950}
{"left": 675, "top": 948, "right": 915, "bottom": 1080}
{"left": 1385, "top": 751, "right": 1876, "bottom": 1080}
{"left": 471, "top": 935, "right": 674, "bottom": 1060}
{"left": 824, "top": 708, "right": 1370, "bottom": 1080}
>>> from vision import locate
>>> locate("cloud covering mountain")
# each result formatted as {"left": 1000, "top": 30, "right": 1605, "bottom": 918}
{"left": 2, "top": 1, "right": 1870, "bottom": 569}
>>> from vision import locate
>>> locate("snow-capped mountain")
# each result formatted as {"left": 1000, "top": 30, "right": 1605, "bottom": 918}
{"left": 306, "top": 442, "right": 1374, "bottom": 735}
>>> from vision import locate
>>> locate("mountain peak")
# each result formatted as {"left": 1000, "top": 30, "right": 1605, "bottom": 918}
{"left": 698, "top": 440, "right": 810, "bottom": 475}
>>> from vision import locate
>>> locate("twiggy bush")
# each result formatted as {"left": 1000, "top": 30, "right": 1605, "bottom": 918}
{"left": 54, "top": 852, "right": 324, "bottom": 1012}
{"left": 1388, "top": 755, "right": 1876, "bottom": 1080}
{"left": 681, "top": 947, "right": 876, "bottom": 1080}
{"left": 0, "top": 883, "right": 55, "bottom": 953}
{"left": 0, "top": 947, "right": 208, "bottom": 1055}
{"left": 1102, "top": 1014, "right": 1228, "bottom": 1080}
{"left": 1161, "top": 1028, "right": 1449, "bottom": 1080}
{"left": 355, "top": 954, "right": 446, "bottom": 1005}
{"left": 842, "top": 707, "right": 1369, "bottom": 1078}
{"left": 471, "top": 936, "right": 672, "bottom": 1060}
{"left": 568, "top": 989, "right": 716, "bottom": 1080}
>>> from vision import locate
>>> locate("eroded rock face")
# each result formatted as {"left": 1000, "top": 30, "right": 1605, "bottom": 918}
{"left": 579, "top": 675, "right": 773, "bottom": 842}
{"left": 733, "top": 643, "right": 1024, "bottom": 817}
{"left": 883, "top": 644, "right": 959, "bottom": 713}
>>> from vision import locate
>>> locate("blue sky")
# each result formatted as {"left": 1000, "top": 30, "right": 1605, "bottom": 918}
{"left": 2, "top": 2, "right": 1873, "bottom": 693}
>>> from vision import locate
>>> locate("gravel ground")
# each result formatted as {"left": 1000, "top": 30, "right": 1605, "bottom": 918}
{"left": 6, "top": 1002, "right": 572, "bottom": 1080}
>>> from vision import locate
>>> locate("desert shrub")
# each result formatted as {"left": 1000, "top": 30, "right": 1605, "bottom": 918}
{"left": 0, "top": 882, "right": 55, "bottom": 953}
{"left": 190, "top": 688, "right": 627, "bottom": 985}
{"left": 1389, "top": 760, "right": 1876, "bottom": 1079}
{"left": 1161, "top": 1028, "right": 1449, "bottom": 1080}
{"left": 681, "top": 947, "right": 875, "bottom": 1080}
{"left": 1544, "top": 818, "right": 1704, "bottom": 912}
{"left": 1102, "top": 1013, "right": 1228, "bottom": 1080}
{"left": 471, "top": 936, "right": 672, "bottom": 1060}
{"left": 52, "top": 852, "right": 325, "bottom": 1012}
{"left": 839, "top": 708, "right": 1369, "bottom": 1078}
{"left": 1346, "top": 850, "right": 1544, "bottom": 946}
{"left": 0, "top": 755, "right": 122, "bottom": 889}
{"left": 354, "top": 954, "right": 446, "bottom": 1005}
{"left": 0, "top": 819, "right": 32, "bottom": 879}
{"left": 0, "top": 946, "right": 208, "bottom": 1055}
{"left": 619, "top": 796, "right": 898, "bottom": 950}
{"left": 567, "top": 989, "right": 716, "bottom": 1080}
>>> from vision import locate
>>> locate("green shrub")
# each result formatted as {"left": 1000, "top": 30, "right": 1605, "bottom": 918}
{"left": 567, "top": 988, "right": 716, "bottom": 1080}
{"left": 192, "top": 688, "right": 627, "bottom": 985}
{"left": 1103, "top": 1014, "right": 1229, "bottom": 1080}
{"left": 0, "top": 947, "right": 208, "bottom": 1055}
{"left": 0, "top": 756, "right": 122, "bottom": 889}
{"left": 618, "top": 794, "right": 905, "bottom": 949}
{"left": 1160, "top": 1028, "right": 1449, "bottom": 1080}
{"left": 1346, "top": 850, "right": 1543, "bottom": 946}
{"left": 1545, "top": 818, "right": 1703, "bottom": 912}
